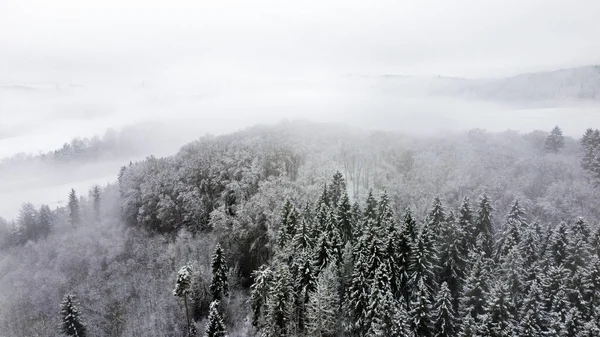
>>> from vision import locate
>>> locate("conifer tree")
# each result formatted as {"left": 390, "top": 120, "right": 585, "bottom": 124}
{"left": 292, "top": 209, "right": 313, "bottom": 252}
{"left": 428, "top": 197, "right": 446, "bottom": 240}
{"left": 60, "top": 294, "right": 87, "bottom": 337}
{"left": 484, "top": 281, "right": 515, "bottom": 337}
{"left": 91, "top": 185, "right": 101, "bottom": 222}
{"left": 459, "top": 251, "right": 489, "bottom": 324}
{"left": 250, "top": 265, "right": 272, "bottom": 328}
{"left": 306, "top": 265, "right": 340, "bottom": 337}
{"left": 278, "top": 200, "right": 298, "bottom": 248}
{"left": 432, "top": 282, "right": 457, "bottom": 337}
{"left": 345, "top": 250, "right": 370, "bottom": 336}
{"left": 38, "top": 204, "right": 53, "bottom": 239}
{"left": 437, "top": 218, "right": 467, "bottom": 311}
{"left": 336, "top": 192, "right": 353, "bottom": 243}
{"left": 410, "top": 222, "right": 438, "bottom": 292}
{"left": 292, "top": 249, "right": 316, "bottom": 332}
{"left": 396, "top": 216, "right": 413, "bottom": 306}
{"left": 547, "top": 222, "right": 569, "bottom": 267}
{"left": 403, "top": 208, "right": 418, "bottom": 243}
{"left": 68, "top": 188, "right": 80, "bottom": 227}
{"left": 517, "top": 280, "right": 547, "bottom": 336}
{"left": 265, "top": 264, "right": 294, "bottom": 337}
{"left": 174, "top": 263, "right": 194, "bottom": 337}
{"left": 210, "top": 244, "right": 229, "bottom": 301}
{"left": 410, "top": 277, "right": 433, "bottom": 337}
{"left": 545, "top": 125, "right": 565, "bottom": 153}
{"left": 204, "top": 300, "right": 227, "bottom": 337}
{"left": 458, "top": 197, "right": 476, "bottom": 252}
{"left": 475, "top": 194, "right": 493, "bottom": 257}
{"left": 364, "top": 188, "right": 377, "bottom": 213}
{"left": 368, "top": 264, "right": 410, "bottom": 336}
{"left": 328, "top": 171, "right": 346, "bottom": 208}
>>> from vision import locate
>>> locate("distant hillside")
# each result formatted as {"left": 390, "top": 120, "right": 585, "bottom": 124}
{"left": 377, "top": 65, "right": 600, "bottom": 105}
{"left": 455, "top": 65, "right": 600, "bottom": 103}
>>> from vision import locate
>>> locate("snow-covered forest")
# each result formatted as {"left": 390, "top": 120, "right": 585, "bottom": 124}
{"left": 1, "top": 120, "right": 600, "bottom": 336}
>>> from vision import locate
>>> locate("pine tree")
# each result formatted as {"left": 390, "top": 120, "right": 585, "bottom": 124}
{"left": 91, "top": 185, "right": 101, "bottom": 222}
{"left": 336, "top": 192, "right": 353, "bottom": 243}
{"left": 437, "top": 218, "right": 467, "bottom": 311}
{"left": 174, "top": 263, "right": 194, "bottom": 336}
{"left": 250, "top": 265, "right": 272, "bottom": 328}
{"left": 60, "top": 294, "right": 87, "bottom": 337}
{"left": 428, "top": 197, "right": 446, "bottom": 240}
{"left": 410, "top": 222, "right": 438, "bottom": 292}
{"left": 410, "top": 277, "right": 433, "bottom": 337}
{"left": 292, "top": 206, "right": 314, "bottom": 252}
{"left": 306, "top": 265, "right": 340, "bottom": 337}
{"left": 545, "top": 125, "right": 565, "bottom": 153}
{"left": 484, "top": 281, "right": 515, "bottom": 337}
{"left": 210, "top": 244, "right": 229, "bottom": 301}
{"left": 293, "top": 250, "right": 316, "bottom": 332}
{"left": 396, "top": 214, "right": 413, "bottom": 306}
{"left": 517, "top": 280, "right": 547, "bottom": 336}
{"left": 17, "top": 202, "right": 39, "bottom": 243}
{"left": 278, "top": 200, "right": 298, "bottom": 248}
{"left": 475, "top": 194, "right": 493, "bottom": 257}
{"left": 38, "top": 204, "right": 53, "bottom": 239}
{"left": 458, "top": 197, "right": 476, "bottom": 253}
{"left": 432, "top": 282, "right": 457, "bottom": 337}
{"left": 403, "top": 208, "right": 418, "bottom": 243}
{"left": 459, "top": 251, "right": 489, "bottom": 324}
{"left": 204, "top": 300, "right": 227, "bottom": 337}
{"left": 547, "top": 222, "right": 569, "bottom": 267}
{"left": 265, "top": 264, "right": 294, "bottom": 337}
{"left": 328, "top": 171, "right": 346, "bottom": 208}
{"left": 345, "top": 250, "right": 370, "bottom": 336}
{"left": 363, "top": 190, "right": 378, "bottom": 222}
{"left": 68, "top": 188, "right": 80, "bottom": 227}
{"left": 368, "top": 265, "right": 410, "bottom": 336}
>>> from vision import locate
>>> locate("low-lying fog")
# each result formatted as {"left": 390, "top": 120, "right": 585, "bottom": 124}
{"left": 1, "top": 75, "right": 599, "bottom": 219}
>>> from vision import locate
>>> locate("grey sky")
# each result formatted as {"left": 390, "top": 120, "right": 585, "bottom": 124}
{"left": 2, "top": 0, "right": 599, "bottom": 82}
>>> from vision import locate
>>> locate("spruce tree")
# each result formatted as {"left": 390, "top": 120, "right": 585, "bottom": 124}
{"left": 265, "top": 264, "right": 294, "bottom": 337}
{"left": 363, "top": 190, "right": 378, "bottom": 222}
{"left": 91, "top": 185, "right": 101, "bottom": 222}
{"left": 293, "top": 250, "right": 316, "bottom": 332}
{"left": 205, "top": 300, "right": 227, "bottom": 337}
{"left": 60, "top": 294, "right": 86, "bottom": 337}
{"left": 475, "top": 194, "right": 493, "bottom": 257}
{"left": 68, "top": 188, "right": 80, "bottom": 227}
{"left": 457, "top": 197, "right": 476, "bottom": 253}
{"left": 327, "top": 171, "right": 346, "bottom": 208}
{"left": 410, "top": 222, "right": 438, "bottom": 292}
{"left": 336, "top": 192, "right": 353, "bottom": 243}
{"left": 306, "top": 265, "right": 340, "bottom": 337}
{"left": 278, "top": 200, "right": 298, "bottom": 248}
{"left": 547, "top": 222, "right": 569, "bottom": 267}
{"left": 174, "top": 263, "right": 194, "bottom": 336}
{"left": 410, "top": 277, "right": 433, "bottom": 337}
{"left": 437, "top": 218, "right": 467, "bottom": 311}
{"left": 210, "top": 244, "right": 229, "bottom": 301}
{"left": 428, "top": 196, "right": 446, "bottom": 240}
{"left": 484, "top": 281, "right": 515, "bottom": 337}
{"left": 38, "top": 204, "right": 53, "bottom": 239}
{"left": 432, "top": 282, "right": 457, "bottom": 337}
{"left": 459, "top": 251, "right": 489, "bottom": 324}
{"left": 250, "top": 265, "right": 272, "bottom": 328}
{"left": 545, "top": 125, "right": 565, "bottom": 153}
{"left": 345, "top": 250, "right": 370, "bottom": 336}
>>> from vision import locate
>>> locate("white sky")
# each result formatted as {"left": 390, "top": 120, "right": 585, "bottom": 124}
{"left": 1, "top": 0, "right": 599, "bottom": 81}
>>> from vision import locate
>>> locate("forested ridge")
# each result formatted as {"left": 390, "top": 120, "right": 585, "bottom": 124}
{"left": 1, "top": 121, "right": 600, "bottom": 336}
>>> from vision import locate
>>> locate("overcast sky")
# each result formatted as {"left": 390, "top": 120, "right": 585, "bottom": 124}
{"left": 1, "top": 0, "right": 599, "bottom": 83}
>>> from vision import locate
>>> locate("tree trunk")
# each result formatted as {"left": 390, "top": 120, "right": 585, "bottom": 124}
{"left": 184, "top": 296, "right": 191, "bottom": 337}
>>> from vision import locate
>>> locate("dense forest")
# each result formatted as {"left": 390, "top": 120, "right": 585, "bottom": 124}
{"left": 1, "top": 121, "right": 600, "bottom": 336}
